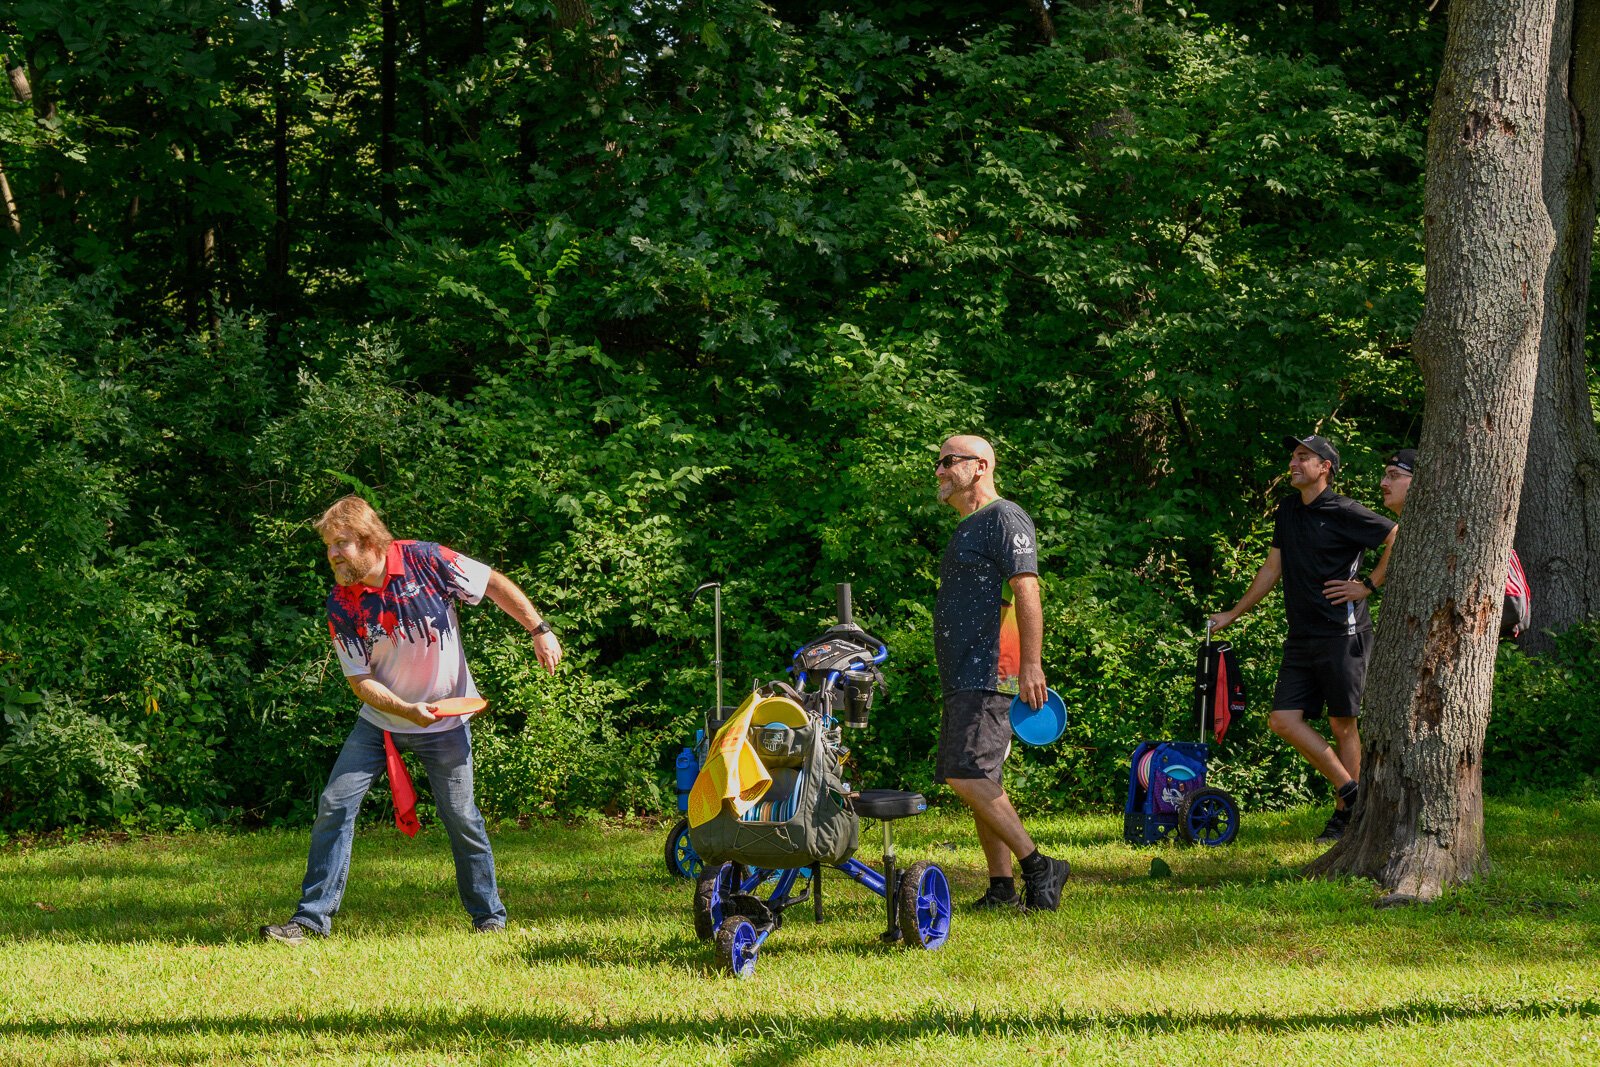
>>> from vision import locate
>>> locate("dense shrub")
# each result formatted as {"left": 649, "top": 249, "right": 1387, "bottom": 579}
{"left": 0, "top": 692, "right": 145, "bottom": 828}
{"left": 1486, "top": 623, "right": 1600, "bottom": 797}
{"left": 6, "top": 4, "right": 1578, "bottom": 833}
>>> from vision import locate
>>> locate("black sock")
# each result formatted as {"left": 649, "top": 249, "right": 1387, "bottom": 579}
{"left": 989, "top": 876, "right": 1016, "bottom": 899}
{"left": 1019, "top": 849, "right": 1047, "bottom": 876}
{"left": 1338, "top": 780, "right": 1359, "bottom": 808}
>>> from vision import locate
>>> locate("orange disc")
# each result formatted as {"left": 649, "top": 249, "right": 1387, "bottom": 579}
{"left": 431, "top": 697, "right": 488, "bottom": 717}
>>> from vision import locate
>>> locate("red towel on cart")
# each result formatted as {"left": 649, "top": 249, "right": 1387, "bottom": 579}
{"left": 1195, "top": 642, "right": 1246, "bottom": 744}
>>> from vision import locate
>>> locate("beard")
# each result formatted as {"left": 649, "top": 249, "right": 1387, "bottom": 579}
{"left": 937, "top": 470, "right": 974, "bottom": 503}
{"left": 331, "top": 548, "right": 379, "bottom": 586}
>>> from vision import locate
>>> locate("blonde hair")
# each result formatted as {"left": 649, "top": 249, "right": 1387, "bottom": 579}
{"left": 314, "top": 495, "right": 394, "bottom": 551}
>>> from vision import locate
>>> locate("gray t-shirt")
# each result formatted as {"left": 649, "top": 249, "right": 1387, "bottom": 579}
{"left": 934, "top": 499, "right": 1039, "bottom": 694}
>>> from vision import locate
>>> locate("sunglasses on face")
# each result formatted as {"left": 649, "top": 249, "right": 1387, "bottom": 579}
{"left": 934, "top": 454, "right": 981, "bottom": 471}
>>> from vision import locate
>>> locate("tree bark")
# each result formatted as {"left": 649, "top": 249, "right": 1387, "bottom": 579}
{"left": 554, "top": 0, "right": 594, "bottom": 30}
{"left": 1, "top": 58, "right": 27, "bottom": 234}
{"left": 0, "top": 161, "right": 20, "bottom": 234}
{"left": 1024, "top": 0, "right": 1057, "bottom": 43}
{"left": 6, "top": 60, "right": 30, "bottom": 104}
{"left": 1514, "top": 0, "right": 1600, "bottom": 653}
{"left": 1306, "top": 0, "right": 1558, "bottom": 903}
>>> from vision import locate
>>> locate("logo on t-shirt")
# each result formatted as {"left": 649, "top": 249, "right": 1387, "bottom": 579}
{"left": 1013, "top": 533, "right": 1033, "bottom": 552}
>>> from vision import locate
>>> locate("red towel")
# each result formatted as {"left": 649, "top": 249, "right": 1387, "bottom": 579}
{"left": 384, "top": 731, "right": 420, "bottom": 837}
{"left": 1212, "top": 651, "right": 1233, "bottom": 744}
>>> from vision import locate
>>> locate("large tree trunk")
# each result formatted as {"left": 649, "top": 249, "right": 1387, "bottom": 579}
{"left": 1306, "top": 0, "right": 1558, "bottom": 904}
{"left": 1515, "top": 0, "right": 1600, "bottom": 653}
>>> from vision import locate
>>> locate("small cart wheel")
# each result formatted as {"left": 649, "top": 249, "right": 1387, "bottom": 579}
{"left": 693, "top": 861, "right": 746, "bottom": 940}
{"left": 664, "top": 817, "right": 703, "bottom": 880}
{"left": 1177, "top": 787, "right": 1240, "bottom": 847}
{"left": 716, "top": 919, "right": 759, "bottom": 979}
{"left": 896, "top": 860, "right": 952, "bottom": 950}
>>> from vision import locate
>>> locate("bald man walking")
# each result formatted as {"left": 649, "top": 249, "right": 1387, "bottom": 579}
{"left": 932, "top": 435, "right": 1071, "bottom": 912}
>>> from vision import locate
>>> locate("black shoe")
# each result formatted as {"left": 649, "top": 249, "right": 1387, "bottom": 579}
{"left": 1022, "top": 856, "right": 1071, "bottom": 912}
{"left": 259, "top": 920, "right": 315, "bottom": 945}
{"left": 473, "top": 919, "right": 506, "bottom": 934}
{"left": 1315, "top": 807, "right": 1351, "bottom": 844}
{"left": 969, "top": 886, "right": 1023, "bottom": 912}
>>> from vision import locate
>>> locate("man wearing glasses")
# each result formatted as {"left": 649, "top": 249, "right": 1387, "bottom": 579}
{"left": 932, "top": 435, "right": 1071, "bottom": 912}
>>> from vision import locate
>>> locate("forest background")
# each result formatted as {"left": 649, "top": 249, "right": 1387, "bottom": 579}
{"left": 3, "top": 0, "right": 1596, "bottom": 834}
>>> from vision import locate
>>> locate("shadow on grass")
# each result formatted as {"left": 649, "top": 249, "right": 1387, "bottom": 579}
{"left": 5, "top": 997, "right": 1596, "bottom": 1064}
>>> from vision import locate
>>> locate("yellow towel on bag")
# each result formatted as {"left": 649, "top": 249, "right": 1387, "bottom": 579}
{"left": 687, "top": 692, "right": 773, "bottom": 828}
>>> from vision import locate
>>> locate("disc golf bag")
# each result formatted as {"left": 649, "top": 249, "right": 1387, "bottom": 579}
{"left": 1503, "top": 550, "right": 1532, "bottom": 639}
{"left": 688, "top": 710, "right": 858, "bottom": 869}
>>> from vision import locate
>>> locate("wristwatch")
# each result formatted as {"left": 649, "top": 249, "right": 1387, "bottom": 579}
{"left": 531, "top": 620, "right": 553, "bottom": 636}
{"left": 1361, "top": 577, "right": 1377, "bottom": 592}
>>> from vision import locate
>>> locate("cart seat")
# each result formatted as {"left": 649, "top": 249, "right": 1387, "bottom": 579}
{"left": 851, "top": 789, "right": 927, "bottom": 821}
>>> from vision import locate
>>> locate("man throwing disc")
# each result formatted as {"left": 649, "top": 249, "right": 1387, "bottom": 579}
{"left": 260, "top": 495, "right": 561, "bottom": 943}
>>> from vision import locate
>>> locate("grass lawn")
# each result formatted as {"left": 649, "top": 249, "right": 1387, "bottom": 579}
{"left": 2, "top": 798, "right": 1597, "bottom": 1066}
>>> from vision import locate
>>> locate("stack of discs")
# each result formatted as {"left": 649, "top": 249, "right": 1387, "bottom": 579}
{"left": 1137, "top": 749, "right": 1156, "bottom": 789}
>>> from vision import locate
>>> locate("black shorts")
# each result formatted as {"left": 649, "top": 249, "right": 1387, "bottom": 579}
{"left": 935, "top": 689, "right": 1012, "bottom": 784}
{"left": 1272, "top": 632, "right": 1372, "bottom": 719}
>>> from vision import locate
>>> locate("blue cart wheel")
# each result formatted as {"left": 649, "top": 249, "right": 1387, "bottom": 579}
{"left": 693, "top": 861, "right": 746, "bottom": 940}
{"left": 716, "top": 918, "right": 759, "bottom": 979}
{"left": 664, "top": 817, "right": 703, "bottom": 880}
{"left": 896, "top": 861, "right": 951, "bottom": 950}
{"left": 1177, "top": 787, "right": 1240, "bottom": 847}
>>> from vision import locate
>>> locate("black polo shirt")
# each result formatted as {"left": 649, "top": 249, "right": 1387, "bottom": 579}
{"left": 934, "top": 499, "right": 1038, "bottom": 694}
{"left": 1271, "top": 489, "right": 1394, "bottom": 638}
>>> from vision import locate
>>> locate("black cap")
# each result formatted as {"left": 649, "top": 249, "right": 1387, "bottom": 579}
{"left": 1283, "top": 434, "right": 1340, "bottom": 474}
{"left": 1384, "top": 448, "right": 1418, "bottom": 473}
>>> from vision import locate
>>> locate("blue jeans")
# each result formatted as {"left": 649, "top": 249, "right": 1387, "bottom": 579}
{"left": 292, "top": 717, "right": 506, "bottom": 934}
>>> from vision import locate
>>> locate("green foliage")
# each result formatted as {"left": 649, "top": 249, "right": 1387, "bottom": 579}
{"left": 0, "top": 256, "right": 131, "bottom": 611}
{"left": 470, "top": 659, "right": 668, "bottom": 818}
{"left": 0, "top": 692, "right": 144, "bottom": 828}
{"left": 6, "top": 1, "right": 1544, "bottom": 835}
{"left": 1487, "top": 623, "right": 1600, "bottom": 796}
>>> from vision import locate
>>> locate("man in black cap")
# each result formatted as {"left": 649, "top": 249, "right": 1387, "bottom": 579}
{"left": 1208, "top": 434, "right": 1397, "bottom": 843}
{"left": 1379, "top": 448, "right": 1419, "bottom": 516}
{"left": 1325, "top": 447, "right": 1530, "bottom": 639}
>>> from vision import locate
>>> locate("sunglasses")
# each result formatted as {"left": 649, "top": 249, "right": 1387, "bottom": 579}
{"left": 934, "top": 454, "right": 981, "bottom": 471}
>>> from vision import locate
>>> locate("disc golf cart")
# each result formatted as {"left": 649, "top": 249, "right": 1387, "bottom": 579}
{"left": 1123, "top": 624, "right": 1244, "bottom": 847}
{"left": 682, "top": 583, "right": 951, "bottom": 978}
